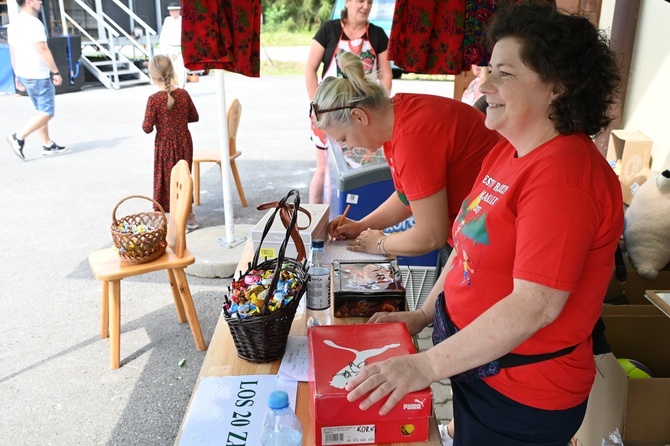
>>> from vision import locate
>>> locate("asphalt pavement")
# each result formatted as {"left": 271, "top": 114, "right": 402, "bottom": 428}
{"left": 0, "top": 50, "right": 454, "bottom": 446}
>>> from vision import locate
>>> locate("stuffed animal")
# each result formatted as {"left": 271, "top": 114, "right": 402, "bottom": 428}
{"left": 624, "top": 170, "right": 670, "bottom": 279}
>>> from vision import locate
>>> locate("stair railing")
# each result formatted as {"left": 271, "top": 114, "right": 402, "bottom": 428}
{"left": 109, "top": 0, "right": 156, "bottom": 57}
{"left": 58, "top": 0, "right": 155, "bottom": 89}
{"left": 59, "top": 0, "right": 157, "bottom": 63}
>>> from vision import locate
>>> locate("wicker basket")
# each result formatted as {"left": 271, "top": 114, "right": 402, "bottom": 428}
{"left": 224, "top": 189, "right": 310, "bottom": 363}
{"left": 110, "top": 195, "right": 167, "bottom": 265}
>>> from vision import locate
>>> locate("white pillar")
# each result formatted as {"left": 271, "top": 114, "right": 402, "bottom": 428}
{"left": 215, "top": 70, "right": 246, "bottom": 248}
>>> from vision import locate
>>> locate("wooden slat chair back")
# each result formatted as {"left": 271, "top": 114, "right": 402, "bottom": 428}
{"left": 167, "top": 159, "right": 192, "bottom": 257}
{"left": 192, "top": 99, "right": 247, "bottom": 207}
{"left": 88, "top": 160, "right": 207, "bottom": 369}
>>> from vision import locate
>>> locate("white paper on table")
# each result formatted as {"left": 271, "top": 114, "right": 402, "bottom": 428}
{"left": 177, "top": 374, "right": 298, "bottom": 445}
{"left": 278, "top": 336, "right": 309, "bottom": 382}
{"left": 328, "top": 239, "right": 388, "bottom": 262}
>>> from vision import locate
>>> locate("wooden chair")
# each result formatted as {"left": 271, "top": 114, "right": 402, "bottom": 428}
{"left": 192, "top": 99, "right": 248, "bottom": 207}
{"left": 88, "top": 160, "right": 207, "bottom": 369}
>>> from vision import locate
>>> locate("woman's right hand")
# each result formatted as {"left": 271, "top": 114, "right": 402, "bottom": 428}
{"left": 368, "top": 309, "right": 431, "bottom": 336}
{"left": 328, "top": 217, "right": 361, "bottom": 240}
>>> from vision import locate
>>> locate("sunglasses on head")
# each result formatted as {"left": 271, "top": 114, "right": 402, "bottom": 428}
{"left": 309, "top": 102, "right": 356, "bottom": 119}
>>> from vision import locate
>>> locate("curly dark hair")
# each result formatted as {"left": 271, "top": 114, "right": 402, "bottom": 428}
{"left": 488, "top": 3, "right": 621, "bottom": 137}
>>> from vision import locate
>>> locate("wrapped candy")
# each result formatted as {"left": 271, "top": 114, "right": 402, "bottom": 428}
{"left": 223, "top": 265, "right": 303, "bottom": 319}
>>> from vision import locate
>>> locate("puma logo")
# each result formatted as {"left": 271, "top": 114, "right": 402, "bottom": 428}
{"left": 403, "top": 398, "right": 427, "bottom": 411}
{"left": 324, "top": 339, "right": 400, "bottom": 389}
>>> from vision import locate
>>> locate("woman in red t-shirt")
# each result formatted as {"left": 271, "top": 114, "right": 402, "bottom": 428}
{"left": 343, "top": 4, "right": 624, "bottom": 445}
{"left": 316, "top": 51, "right": 501, "bottom": 260}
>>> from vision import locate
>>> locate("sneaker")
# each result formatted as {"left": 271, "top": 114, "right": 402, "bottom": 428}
{"left": 42, "top": 142, "right": 67, "bottom": 156}
{"left": 186, "top": 215, "right": 199, "bottom": 231}
{"left": 7, "top": 133, "right": 25, "bottom": 160}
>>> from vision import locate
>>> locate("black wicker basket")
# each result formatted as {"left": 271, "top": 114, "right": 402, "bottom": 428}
{"left": 224, "top": 189, "right": 310, "bottom": 363}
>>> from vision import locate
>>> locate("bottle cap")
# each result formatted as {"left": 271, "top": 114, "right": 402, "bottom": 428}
{"left": 312, "top": 239, "right": 324, "bottom": 249}
{"left": 268, "top": 390, "right": 290, "bottom": 410}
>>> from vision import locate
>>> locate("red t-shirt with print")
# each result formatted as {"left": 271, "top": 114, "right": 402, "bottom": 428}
{"left": 444, "top": 133, "right": 624, "bottom": 410}
{"left": 382, "top": 94, "right": 501, "bottom": 244}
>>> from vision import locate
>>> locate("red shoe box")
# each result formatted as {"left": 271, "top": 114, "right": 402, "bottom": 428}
{"left": 308, "top": 323, "right": 432, "bottom": 445}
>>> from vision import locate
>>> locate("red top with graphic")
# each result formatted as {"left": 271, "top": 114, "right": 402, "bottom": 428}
{"left": 382, "top": 94, "right": 501, "bottom": 243}
{"left": 181, "top": 0, "right": 261, "bottom": 77}
{"left": 142, "top": 88, "right": 199, "bottom": 212}
{"left": 444, "top": 133, "right": 624, "bottom": 409}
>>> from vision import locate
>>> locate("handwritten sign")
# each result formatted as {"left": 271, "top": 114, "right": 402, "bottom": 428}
{"left": 177, "top": 375, "right": 281, "bottom": 445}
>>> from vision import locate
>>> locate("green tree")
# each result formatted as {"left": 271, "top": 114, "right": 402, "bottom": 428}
{"left": 262, "top": 0, "right": 334, "bottom": 32}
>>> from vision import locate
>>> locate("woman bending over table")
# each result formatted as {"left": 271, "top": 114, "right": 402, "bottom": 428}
{"left": 313, "top": 51, "right": 501, "bottom": 260}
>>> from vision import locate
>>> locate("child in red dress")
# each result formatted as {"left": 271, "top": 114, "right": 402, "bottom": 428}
{"left": 142, "top": 54, "right": 200, "bottom": 229}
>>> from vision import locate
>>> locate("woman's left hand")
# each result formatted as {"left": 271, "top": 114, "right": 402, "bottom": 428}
{"left": 345, "top": 352, "right": 435, "bottom": 415}
{"left": 349, "top": 228, "right": 386, "bottom": 254}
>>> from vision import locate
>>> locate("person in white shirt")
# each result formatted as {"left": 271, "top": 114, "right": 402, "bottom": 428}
{"left": 159, "top": 2, "right": 186, "bottom": 88}
{"left": 6, "top": 0, "right": 66, "bottom": 160}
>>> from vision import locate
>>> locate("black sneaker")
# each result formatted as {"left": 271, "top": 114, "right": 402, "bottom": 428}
{"left": 7, "top": 133, "right": 25, "bottom": 160}
{"left": 42, "top": 142, "right": 67, "bottom": 156}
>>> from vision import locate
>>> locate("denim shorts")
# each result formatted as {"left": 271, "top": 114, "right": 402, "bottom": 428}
{"left": 19, "top": 77, "right": 55, "bottom": 117}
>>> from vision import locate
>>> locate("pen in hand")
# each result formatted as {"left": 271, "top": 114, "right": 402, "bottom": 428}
{"left": 331, "top": 204, "right": 351, "bottom": 241}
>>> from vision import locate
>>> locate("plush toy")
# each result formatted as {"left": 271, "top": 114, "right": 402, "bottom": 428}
{"left": 624, "top": 169, "right": 670, "bottom": 279}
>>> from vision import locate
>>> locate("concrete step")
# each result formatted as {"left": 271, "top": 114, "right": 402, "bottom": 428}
{"left": 185, "top": 224, "right": 254, "bottom": 278}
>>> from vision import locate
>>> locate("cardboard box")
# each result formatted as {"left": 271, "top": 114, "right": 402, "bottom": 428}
{"left": 574, "top": 306, "right": 670, "bottom": 446}
{"left": 308, "top": 323, "right": 431, "bottom": 445}
{"left": 251, "top": 204, "right": 329, "bottom": 260}
{"left": 645, "top": 290, "right": 670, "bottom": 317}
{"left": 332, "top": 260, "right": 406, "bottom": 317}
{"left": 605, "top": 241, "right": 670, "bottom": 305}
{"left": 606, "top": 130, "right": 653, "bottom": 205}
{"left": 625, "top": 166, "right": 652, "bottom": 205}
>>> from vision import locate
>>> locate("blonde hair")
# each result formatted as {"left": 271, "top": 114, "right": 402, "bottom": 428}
{"left": 148, "top": 55, "right": 176, "bottom": 110}
{"left": 313, "top": 51, "right": 390, "bottom": 130}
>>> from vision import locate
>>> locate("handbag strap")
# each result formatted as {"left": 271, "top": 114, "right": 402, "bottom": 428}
{"left": 255, "top": 192, "right": 311, "bottom": 264}
{"left": 251, "top": 190, "right": 310, "bottom": 314}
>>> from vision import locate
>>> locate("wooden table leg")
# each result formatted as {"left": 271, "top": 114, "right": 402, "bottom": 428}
{"left": 109, "top": 280, "right": 121, "bottom": 369}
{"left": 174, "top": 268, "right": 207, "bottom": 351}
{"left": 100, "top": 281, "right": 109, "bottom": 339}
{"left": 193, "top": 161, "right": 201, "bottom": 206}
{"left": 168, "top": 268, "right": 187, "bottom": 323}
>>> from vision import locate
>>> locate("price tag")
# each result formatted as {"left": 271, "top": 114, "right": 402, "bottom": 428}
{"left": 322, "top": 424, "right": 375, "bottom": 445}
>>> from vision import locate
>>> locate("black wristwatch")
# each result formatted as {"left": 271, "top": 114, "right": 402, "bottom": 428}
{"left": 50, "top": 71, "right": 60, "bottom": 77}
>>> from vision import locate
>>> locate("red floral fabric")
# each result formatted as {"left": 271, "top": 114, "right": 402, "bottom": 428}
{"left": 388, "top": 0, "right": 496, "bottom": 75}
{"left": 388, "top": 0, "right": 557, "bottom": 75}
{"left": 181, "top": 0, "right": 261, "bottom": 77}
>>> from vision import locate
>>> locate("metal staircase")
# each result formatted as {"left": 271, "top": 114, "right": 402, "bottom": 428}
{"left": 58, "top": 0, "right": 156, "bottom": 89}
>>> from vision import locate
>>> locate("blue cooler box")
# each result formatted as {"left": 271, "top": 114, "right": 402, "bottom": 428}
{"left": 327, "top": 141, "right": 438, "bottom": 267}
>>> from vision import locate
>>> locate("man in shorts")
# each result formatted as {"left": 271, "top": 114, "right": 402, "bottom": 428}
{"left": 6, "top": 0, "right": 66, "bottom": 160}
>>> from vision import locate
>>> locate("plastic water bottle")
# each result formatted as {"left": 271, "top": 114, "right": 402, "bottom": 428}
{"left": 261, "top": 390, "right": 303, "bottom": 446}
{"left": 306, "top": 239, "right": 331, "bottom": 327}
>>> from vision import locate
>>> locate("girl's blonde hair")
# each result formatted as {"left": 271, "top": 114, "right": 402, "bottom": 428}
{"left": 312, "top": 51, "right": 390, "bottom": 130}
{"left": 148, "top": 55, "right": 177, "bottom": 110}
